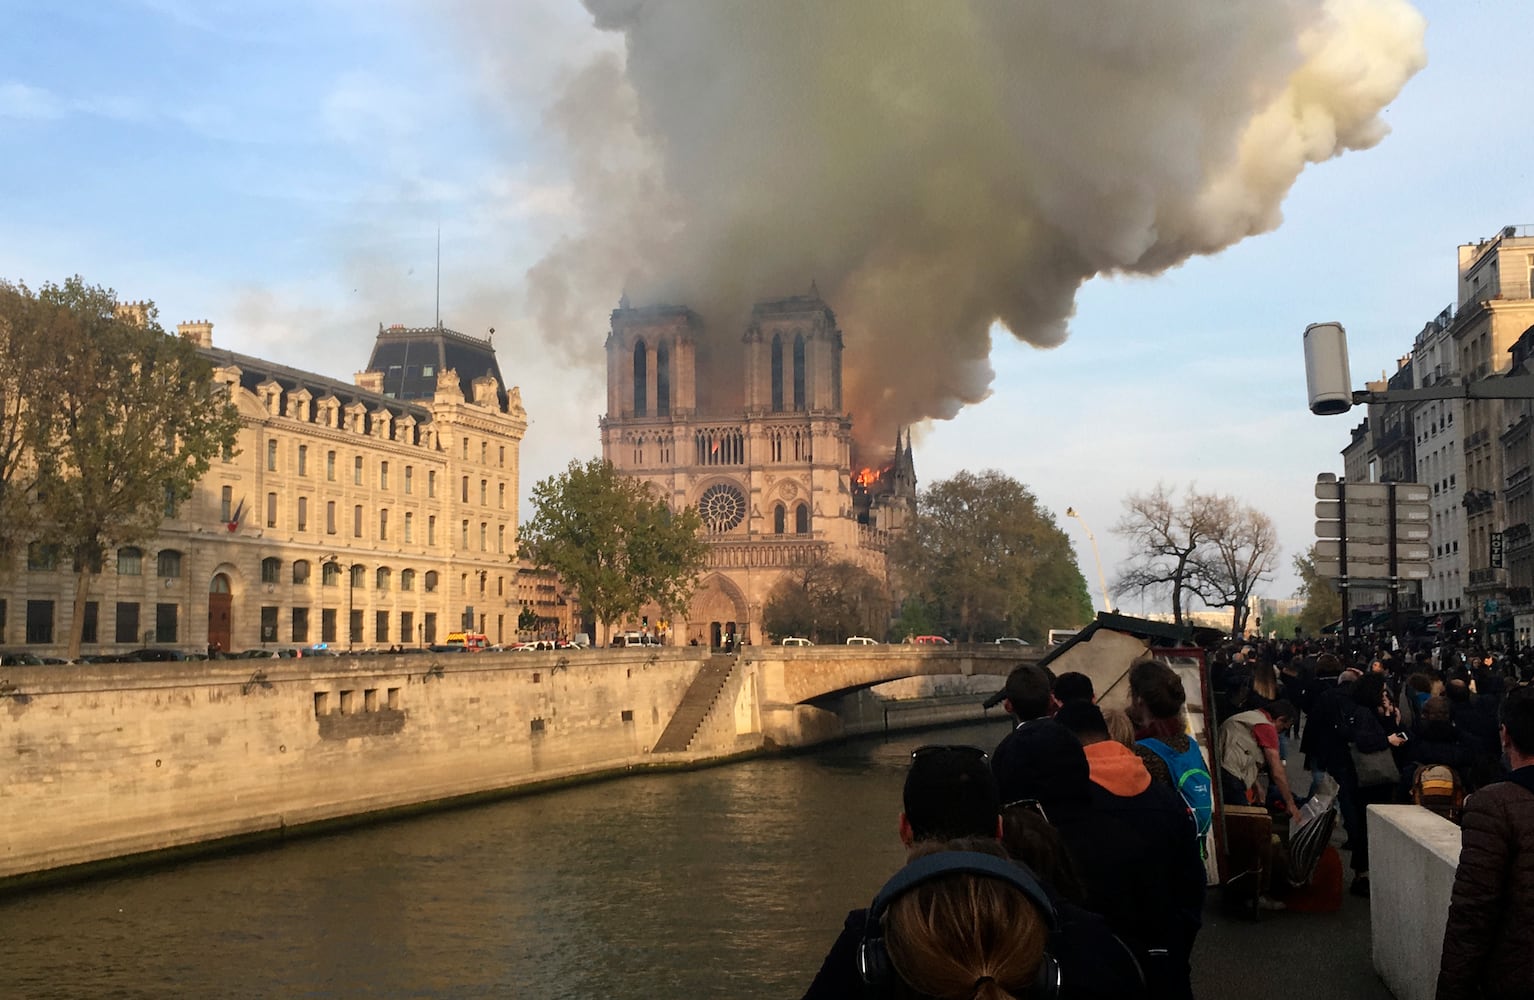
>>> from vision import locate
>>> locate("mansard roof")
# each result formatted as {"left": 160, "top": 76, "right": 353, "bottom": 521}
{"left": 364, "top": 324, "right": 508, "bottom": 406}
{"left": 200, "top": 345, "right": 430, "bottom": 423}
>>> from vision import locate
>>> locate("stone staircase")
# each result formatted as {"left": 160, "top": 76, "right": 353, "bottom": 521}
{"left": 650, "top": 655, "right": 736, "bottom": 753}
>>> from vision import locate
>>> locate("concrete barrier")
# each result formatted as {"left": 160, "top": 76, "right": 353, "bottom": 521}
{"left": 1368, "top": 804, "right": 1462, "bottom": 1000}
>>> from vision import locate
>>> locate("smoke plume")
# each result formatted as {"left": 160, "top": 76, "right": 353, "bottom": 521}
{"left": 507, "top": 0, "right": 1426, "bottom": 446}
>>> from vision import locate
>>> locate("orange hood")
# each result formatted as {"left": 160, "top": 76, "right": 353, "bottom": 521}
{"left": 1084, "top": 740, "right": 1151, "bottom": 796}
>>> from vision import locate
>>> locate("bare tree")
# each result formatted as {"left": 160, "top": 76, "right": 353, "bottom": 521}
{"left": 1196, "top": 498, "right": 1279, "bottom": 636}
{"left": 1112, "top": 484, "right": 1224, "bottom": 626}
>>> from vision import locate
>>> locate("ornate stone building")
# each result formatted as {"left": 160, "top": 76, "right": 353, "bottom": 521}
{"left": 599, "top": 290, "right": 915, "bottom": 647}
{"left": 0, "top": 321, "right": 527, "bottom": 656}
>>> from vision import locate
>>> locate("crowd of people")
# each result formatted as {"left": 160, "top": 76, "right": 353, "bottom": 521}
{"left": 798, "top": 637, "right": 1534, "bottom": 1000}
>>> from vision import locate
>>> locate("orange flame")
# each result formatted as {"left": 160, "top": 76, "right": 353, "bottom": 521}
{"left": 855, "top": 467, "right": 882, "bottom": 488}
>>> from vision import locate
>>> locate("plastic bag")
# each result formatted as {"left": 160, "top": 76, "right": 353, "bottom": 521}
{"left": 1295, "top": 773, "right": 1339, "bottom": 830}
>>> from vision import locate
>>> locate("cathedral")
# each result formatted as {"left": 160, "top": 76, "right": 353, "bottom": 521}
{"left": 600, "top": 289, "right": 915, "bottom": 648}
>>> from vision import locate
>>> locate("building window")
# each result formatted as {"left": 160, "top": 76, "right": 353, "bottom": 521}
{"left": 793, "top": 333, "right": 806, "bottom": 411}
{"left": 401, "top": 611, "right": 414, "bottom": 645}
{"left": 155, "top": 603, "right": 178, "bottom": 643}
{"left": 428, "top": 470, "right": 437, "bottom": 498}
{"left": 461, "top": 520, "right": 470, "bottom": 548}
{"left": 267, "top": 439, "right": 278, "bottom": 471}
{"left": 291, "top": 607, "right": 309, "bottom": 643}
{"left": 266, "top": 492, "right": 277, "bottom": 528}
{"left": 404, "top": 465, "right": 413, "bottom": 494}
{"left": 293, "top": 560, "right": 311, "bottom": 584}
{"left": 480, "top": 441, "right": 487, "bottom": 464}
{"left": 326, "top": 501, "right": 338, "bottom": 535}
{"left": 774, "top": 503, "right": 786, "bottom": 534}
{"left": 116, "top": 602, "right": 140, "bottom": 643}
{"left": 380, "top": 461, "right": 389, "bottom": 489}
{"left": 375, "top": 610, "right": 390, "bottom": 644}
{"left": 164, "top": 484, "right": 178, "bottom": 518}
{"left": 349, "top": 564, "right": 365, "bottom": 590}
{"left": 261, "top": 606, "right": 278, "bottom": 642}
{"left": 157, "top": 550, "right": 182, "bottom": 578}
{"left": 376, "top": 567, "right": 391, "bottom": 591}
{"left": 297, "top": 496, "right": 309, "bottom": 532}
{"left": 28, "top": 542, "right": 58, "bottom": 571}
{"left": 353, "top": 455, "right": 363, "bottom": 485}
{"left": 480, "top": 479, "right": 488, "bottom": 505}
{"left": 497, "top": 524, "right": 506, "bottom": 553}
{"left": 353, "top": 504, "right": 363, "bottom": 538}
{"left": 498, "top": 483, "right": 506, "bottom": 509}
{"left": 428, "top": 515, "right": 437, "bottom": 546}
{"left": 480, "top": 522, "right": 488, "bottom": 551}
{"left": 462, "top": 436, "right": 470, "bottom": 460}
{"left": 261, "top": 557, "right": 281, "bottom": 584}
{"left": 117, "top": 547, "right": 143, "bottom": 576}
{"left": 771, "top": 333, "right": 784, "bottom": 412}
{"left": 81, "top": 601, "right": 98, "bottom": 644}
{"left": 326, "top": 450, "right": 336, "bottom": 481}
{"left": 26, "top": 600, "right": 54, "bottom": 644}
{"left": 657, "top": 342, "right": 671, "bottom": 416}
{"left": 323, "top": 561, "right": 341, "bottom": 587}
{"left": 379, "top": 508, "right": 389, "bottom": 540}
{"left": 795, "top": 503, "right": 809, "bottom": 534}
{"left": 297, "top": 445, "right": 308, "bottom": 476}
{"left": 349, "top": 610, "right": 363, "bottom": 645}
{"left": 322, "top": 609, "right": 337, "bottom": 644}
{"left": 423, "top": 611, "right": 437, "bottom": 644}
{"left": 498, "top": 446, "right": 505, "bottom": 468}
{"left": 462, "top": 476, "right": 470, "bottom": 503}
{"left": 424, "top": 571, "right": 439, "bottom": 593}
{"left": 221, "top": 485, "right": 233, "bottom": 522}
{"left": 404, "top": 511, "right": 413, "bottom": 543}
{"left": 633, "top": 340, "right": 648, "bottom": 416}
{"left": 401, "top": 569, "right": 415, "bottom": 591}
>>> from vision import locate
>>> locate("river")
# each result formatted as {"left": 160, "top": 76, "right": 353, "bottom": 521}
{"left": 0, "top": 718, "right": 1011, "bottom": 999}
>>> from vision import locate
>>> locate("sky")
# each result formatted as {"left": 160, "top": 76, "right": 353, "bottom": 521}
{"left": 1, "top": 0, "right": 1530, "bottom": 619}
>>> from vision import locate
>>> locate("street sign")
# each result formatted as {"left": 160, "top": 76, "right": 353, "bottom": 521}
{"left": 1315, "top": 499, "right": 1431, "bottom": 521}
{"left": 1314, "top": 520, "right": 1430, "bottom": 541}
{"left": 1313, "top": 558, "right": 1431, "bottom": 580}
{"left": 1315, "top": 481, "right": 1430, "bottom": 503}
{"left": 1314, "top": 539, "right": 1432, "bottom": 563}
{"left": 1491, "top": 532, "right": 1504, "bottom": 568}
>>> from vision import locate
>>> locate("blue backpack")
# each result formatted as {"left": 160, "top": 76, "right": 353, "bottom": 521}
{"left": 1138, "top": 737, "right": 1215, "bottom": 845}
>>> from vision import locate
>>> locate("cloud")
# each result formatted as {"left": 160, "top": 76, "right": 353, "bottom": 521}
{"left": 0, "top": 82, "right": 66, "bottom": 120}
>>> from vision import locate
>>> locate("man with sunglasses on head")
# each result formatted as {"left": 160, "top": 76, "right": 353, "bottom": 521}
{"left": 801, "top": 744, "right": 1145, "bottom": 1000}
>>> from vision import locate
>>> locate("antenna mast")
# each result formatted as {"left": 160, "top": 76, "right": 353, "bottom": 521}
{"left": 435, "top": 226, "right": 441, "bottom": 331}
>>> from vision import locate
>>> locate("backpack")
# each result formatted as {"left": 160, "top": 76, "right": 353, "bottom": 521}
{"left": 1411, "top": 764, "right": 1465, "bottom": 822}
{"left": 1139, "top": 737, "right": 1215, "bottom": 844}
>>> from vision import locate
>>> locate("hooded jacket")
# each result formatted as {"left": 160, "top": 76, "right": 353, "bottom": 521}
{"left": 1084, "top": 740, "right": 1153, "bottom": 796}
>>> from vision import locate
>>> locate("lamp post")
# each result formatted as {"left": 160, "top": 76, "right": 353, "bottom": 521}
{"left": 1065, "top": 507, "right": 1114, "bottom": 613}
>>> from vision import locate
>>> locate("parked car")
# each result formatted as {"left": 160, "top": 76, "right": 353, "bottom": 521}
{"left": 845, "top": 636, "right": 879, "bottom": 645}
{"left": 0, "top": 652, "right": 46, "bottom": 666}
{"left": 907, "top": 635, "right": 950, "bottom": 645}
{"left": 781, "top": 637, "right": 814, "bottom": 646}
{"left": 125, "top": 648, "right": 192, "bottom": 662}
{"left": 994, "top": 637, "right": 1031, "bottom": 646}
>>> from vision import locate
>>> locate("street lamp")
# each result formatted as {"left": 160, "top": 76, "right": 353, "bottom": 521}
{"left": 1066, "top": 507, "right": 1114, "bottom": 613}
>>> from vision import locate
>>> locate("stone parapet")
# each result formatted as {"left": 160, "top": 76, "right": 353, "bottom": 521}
{"left": 1368, "top": 804, "right": 1461, "bottom": 1000}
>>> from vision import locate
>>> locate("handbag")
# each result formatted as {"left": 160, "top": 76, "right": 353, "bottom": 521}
{"left": 1350, "top": 745, "right": 1399, "bottom": 787}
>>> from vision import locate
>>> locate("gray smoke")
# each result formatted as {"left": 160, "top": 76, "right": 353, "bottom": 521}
{"left": 492, "top": 0, "right": 1426, "bottom": 445}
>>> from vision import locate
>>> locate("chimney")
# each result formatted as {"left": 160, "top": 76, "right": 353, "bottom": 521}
{"left": 178, "top": 320, "right": 213, "bottom": 348}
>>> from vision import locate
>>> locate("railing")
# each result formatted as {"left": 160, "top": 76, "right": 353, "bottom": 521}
{"left": 1469, "top": 567, "right": 1504, "bottom": 587}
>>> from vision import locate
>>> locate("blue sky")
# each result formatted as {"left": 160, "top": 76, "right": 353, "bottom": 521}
{"left": 2, "top": 0, "right": 1529, "bottom": 616}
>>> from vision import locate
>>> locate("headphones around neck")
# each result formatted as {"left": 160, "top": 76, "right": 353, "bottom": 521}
{"left": 857, "top": 850, "right": 1061, "bottom": 1000}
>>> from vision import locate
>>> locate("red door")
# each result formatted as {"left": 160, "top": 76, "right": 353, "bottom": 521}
{"left": 208, "top": 592, "right": 232, "bottom": 654}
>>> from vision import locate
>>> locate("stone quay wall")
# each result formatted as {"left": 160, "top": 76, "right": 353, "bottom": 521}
{"left": 1, "top": 649, "right": 708, "bottom": 889}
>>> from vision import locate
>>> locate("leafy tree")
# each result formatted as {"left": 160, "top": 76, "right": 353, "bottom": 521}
{"left": 1112, "top": 483, "right": 1224, "bottom": 626}
{"left": 520, "top": 458, "right": 708, "bottom": 644}
{"left": 1294, "top": 545, "right": 1342, "bottom": 636}
{"left": 889, "top": 470, "right": 1091, "bottom": 642}
{"left": 762, "top": 557, "right": 889, "bottom": 643}
{"left": 13, "top": 277, "right": 241, "bottom": 658}
{"left": 1196, "top": 498, "right": 1280, "bottom": 636}
{"left": 0, "top": 280, "right": 52, "bottom": 561}
{"left": 890, "top": 597, "right": 941, "bottom": 642}
{"left": 517, "top": 605, "right": 540, "bottom": 634}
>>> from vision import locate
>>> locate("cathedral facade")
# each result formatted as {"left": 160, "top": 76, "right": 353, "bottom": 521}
{"left": 599, "top": 290, "right": 914, "bottom": 647}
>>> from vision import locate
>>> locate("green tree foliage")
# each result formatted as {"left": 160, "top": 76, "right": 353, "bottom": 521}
{"left": 1294, "top": 544, "right": 1342, "bottom": 636}
{"left": 889, "top": 470, "right": 1092, "bottom": 642}
{"left": 4, "top": 277, "right": 241, "bottom": 657}
{"left": 517, "top": 605, "right": 541, "bottom": 634}
{"left": 762, "top": 557, "right": 890, "bottom": 643}
{"left": 520, "top": 458, "right": 708, "bottom": 643}
{"left": 0, "top": 280, "right": 50, "bottom": 561}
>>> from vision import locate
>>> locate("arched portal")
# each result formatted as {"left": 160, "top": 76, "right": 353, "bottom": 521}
{"left": 688, "top": 574, "right": 748, "bottom": 652}
{"left": 208, "top": 572, "right": 232, "bottom": 654}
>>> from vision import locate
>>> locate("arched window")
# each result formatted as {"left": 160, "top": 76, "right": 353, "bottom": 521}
{"left": 795, "top": 503, "right": 809, "bottom": 534}
{"left": 793, "top": 333, "right": 806, "bottom": 411}
{"left": 350, "top": 564, "right": 366, "bottom": 589}
{"left": 424, "top": 570, "right": 439, "bottom": 593}
{"left": 210, "top": 573, "right": 231, "bottom": 594}
{"left": 773, "top": 503, "right": 786, "bottom": 534}
{"left": 157, "top": 549, "right": 183, "bottom": 578}
{"left": 117, "top": 547, "right": 143, "bottom": 576}
{"left": 322, "top": 561, "right": 341, "bottom": 587}
{"left": 376, "top": 567, "right": 391, "bottom": 591}
{"left": 261, "top": 557, "right": 282, "bottom": 584}
{"left": 400, "top": 568, "right": 416, "bottom": 592}
{"left": 633, "top": 339, "right": 648, "bottom": 416}
{"left": 657, "top": 342, "right": 671, "bottom": 416}
{"left": 771, "top": 333, "right": 784, "bottom": 411}
{"left": 293, "top": 560, "right": 311, "bottom": 584}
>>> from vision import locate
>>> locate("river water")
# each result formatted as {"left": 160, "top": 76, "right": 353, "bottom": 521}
{"left": 0, "top": 718, "right": 1010, "bottom": 999}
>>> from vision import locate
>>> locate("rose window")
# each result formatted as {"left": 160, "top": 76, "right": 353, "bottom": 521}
{"left": 699, "top": 483, "right": 747, "bottom": 533}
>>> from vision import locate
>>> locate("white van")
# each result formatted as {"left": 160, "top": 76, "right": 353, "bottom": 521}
{"left": 781, "top": 637, "right": 814, "bottom": 646}
{"left": 845, "top": 636, "right": 878, "bottom": 645}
